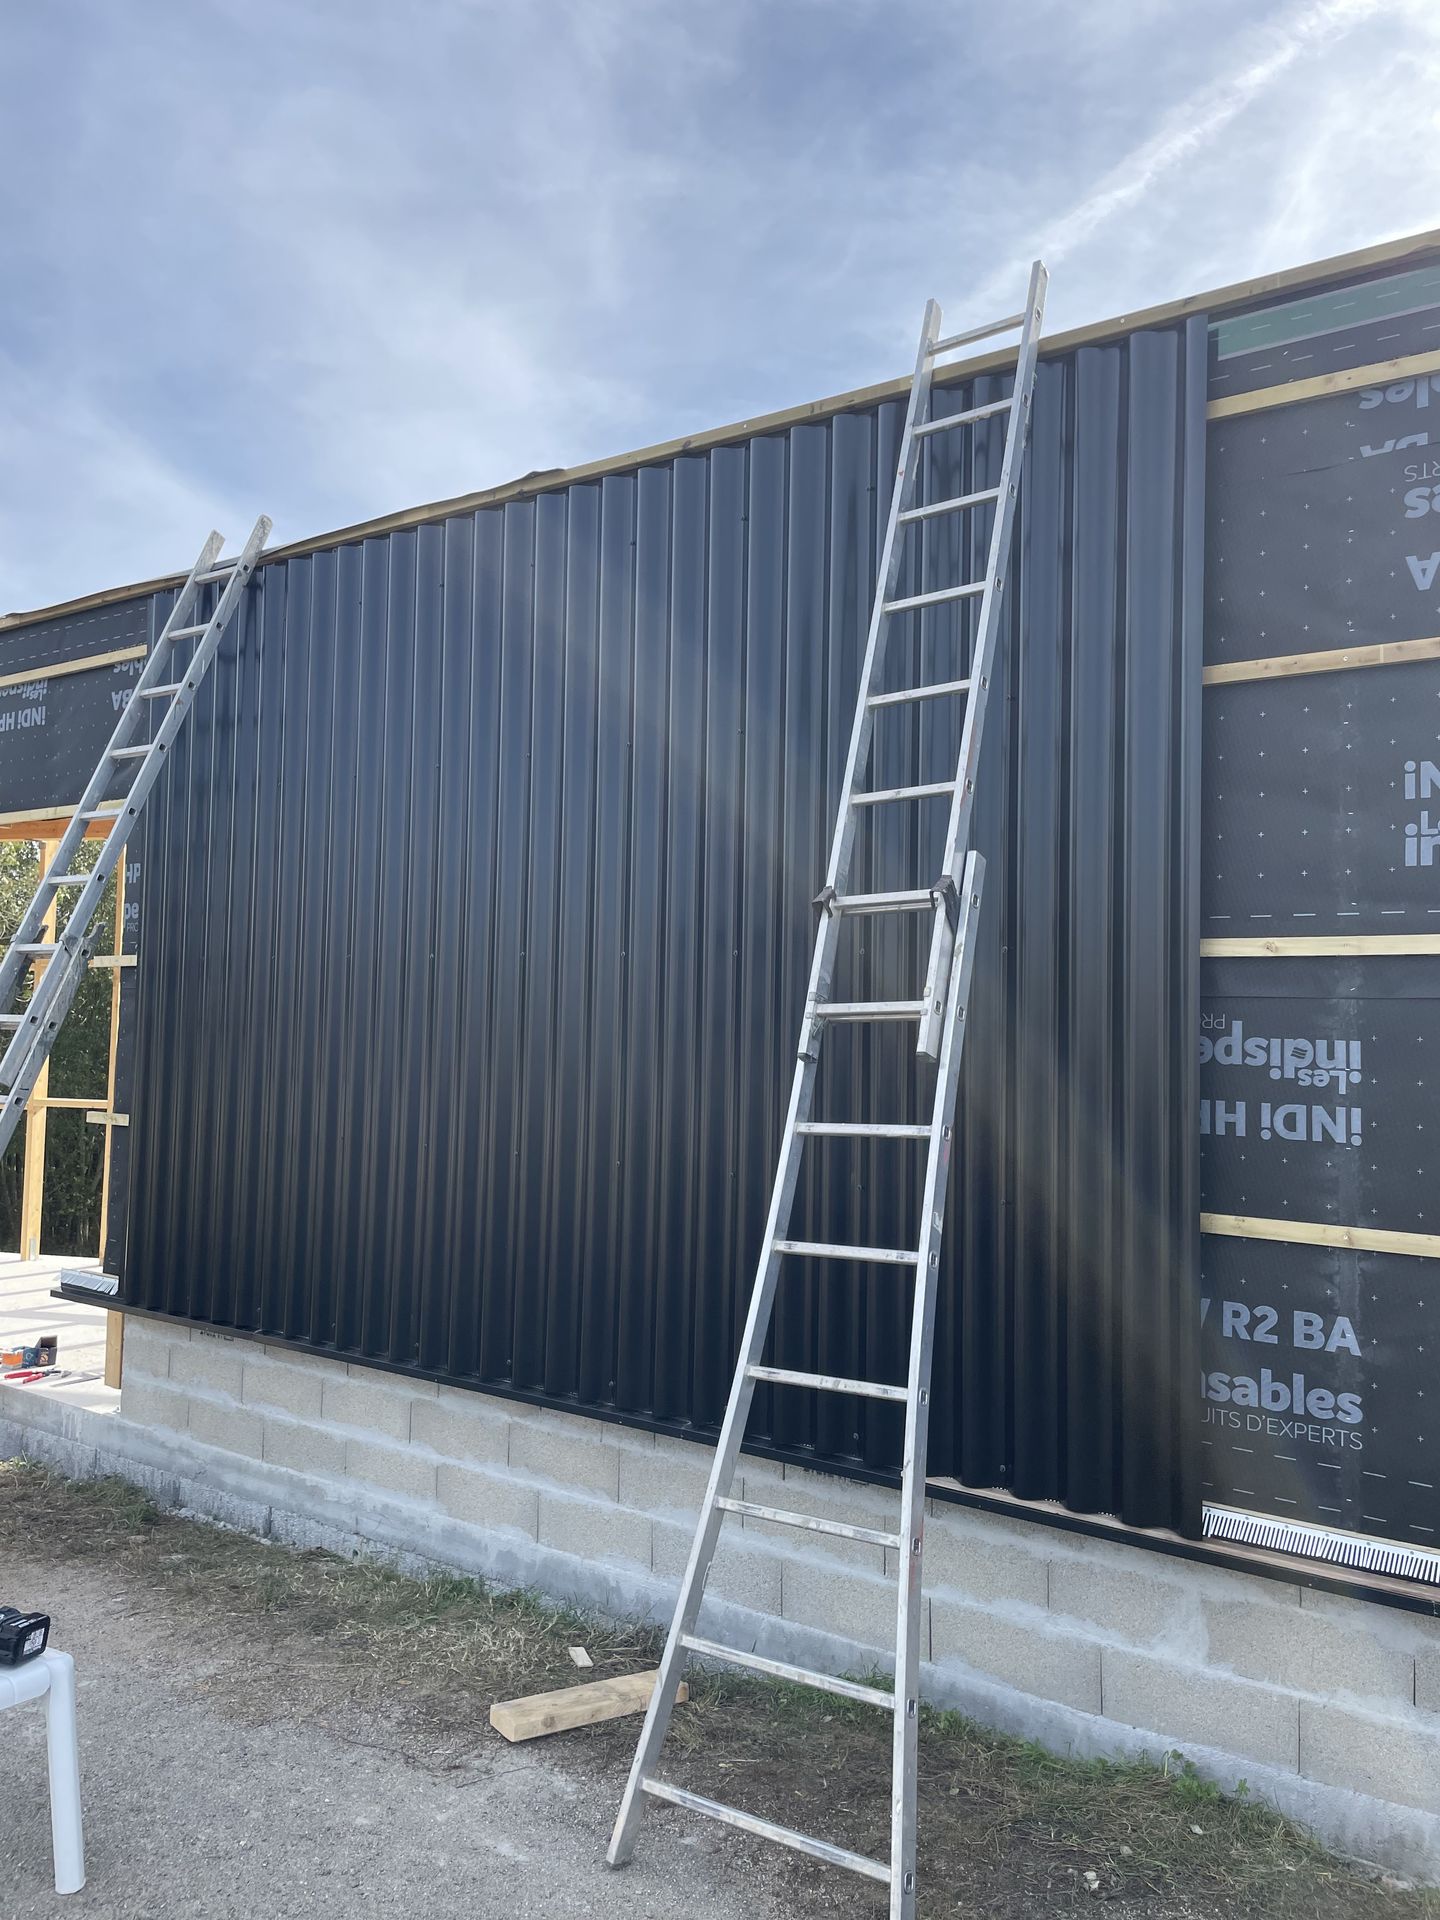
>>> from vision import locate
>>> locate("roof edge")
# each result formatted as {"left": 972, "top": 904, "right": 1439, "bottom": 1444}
{"left": 7, "top": 224, "right": 1439, "bottom": 634}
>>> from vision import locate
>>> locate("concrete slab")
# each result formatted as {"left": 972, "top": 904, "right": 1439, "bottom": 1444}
{"left": 0, "top": 1254, "right": 117, "bottom": 1418}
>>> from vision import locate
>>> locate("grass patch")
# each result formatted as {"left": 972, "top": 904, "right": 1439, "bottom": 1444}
{"left": 1, "top": 1458, "right": 1433, "bottom": 1917}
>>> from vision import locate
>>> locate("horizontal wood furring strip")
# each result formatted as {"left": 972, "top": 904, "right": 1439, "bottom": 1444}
{"left": 0, "top": 643, "right": 146, "bottom": 693}
{"left": 1201, "top": 935, "right": 1440, "bottom": 957}
{"left": 1206, "top": 345, "right": 1440, "bottom": 420}
{"left": 1202, "top": 1211, "right": 1440, "bottom": 1260}
{"left": 1203, "top": 635, "right": 1440, "bottom": 685}
{"left": 85, "top": 1111, "right": 128, "bottom": 1128}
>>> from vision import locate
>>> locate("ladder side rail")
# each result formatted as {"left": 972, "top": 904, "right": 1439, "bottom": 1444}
{"left": 0, "top": 533, "right": 223, "bottom": 1015}
{"left": 0, "top": 520, "right": 267, "bottom": 1083}
{"left": 888, "top": 855, "right": 985, "bottom": 1919}
{"left": 607, "top": 1015, "right": 829, "bottom": 1864}
{"left": 916, "top": 262, "right": 1047, "bottom": 1057}
{"left": 0, "top": 940, "right": 95, "bottom": 1158}
{"left": 819, "top": 301, "right": 941, "bottom": 898}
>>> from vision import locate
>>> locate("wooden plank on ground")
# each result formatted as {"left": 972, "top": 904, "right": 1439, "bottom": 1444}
{"left": 489, "top": 1668, "right": 686, "bottom": 1743}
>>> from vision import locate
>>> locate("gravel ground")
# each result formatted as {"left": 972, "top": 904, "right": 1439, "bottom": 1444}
{"left": 0, "top": 1548, "right": 781, "bottom": 1920}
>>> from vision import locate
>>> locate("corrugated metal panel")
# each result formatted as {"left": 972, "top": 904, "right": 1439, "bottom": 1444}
{"left": 121, "top": 319, "right": 1206, "bottom": 1532}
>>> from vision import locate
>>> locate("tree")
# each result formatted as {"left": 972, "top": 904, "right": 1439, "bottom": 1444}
{"left": 0, "top": 839, "right": 115, "bottom": 1256}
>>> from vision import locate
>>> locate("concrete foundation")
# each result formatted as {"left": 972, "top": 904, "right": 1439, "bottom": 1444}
{"left": 4, "top": 1316, "right": 1440, "bottom": 1883}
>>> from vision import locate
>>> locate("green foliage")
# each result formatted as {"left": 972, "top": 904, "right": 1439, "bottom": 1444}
{"left": 0, "top": 839, "right": 116, "bottom": 1256}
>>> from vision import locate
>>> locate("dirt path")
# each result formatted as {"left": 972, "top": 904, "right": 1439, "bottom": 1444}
{"left": 0, "top": 1465, "right": 1434, "bottom": 1919}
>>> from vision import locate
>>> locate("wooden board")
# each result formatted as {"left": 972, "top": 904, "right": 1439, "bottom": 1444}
{"left": 489, "top": 1668, "right": 686, "bottom": 1743}
{"left": 0, "top": 644, "right": 146, "bottom": 693}
{"left": 1202, "top": 635, "right": 1440, "bottom": 686}
{"left": 1201, "top": 1211, "right": 1440, "bottom": 1260}
{"left": 1206, "top": 345, "right": 1440, "bottom": 421}
{"left": 1200, "top": 935, "right": 1440, "bottom": 958}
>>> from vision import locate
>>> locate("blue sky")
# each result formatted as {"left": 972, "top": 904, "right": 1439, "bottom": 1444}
{"left": 2, "top": 0, "right": 1438, "bottom": 614}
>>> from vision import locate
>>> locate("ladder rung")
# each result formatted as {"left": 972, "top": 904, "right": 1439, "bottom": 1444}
{"left": 931, "top": 312, "right": 1025, "bottom": 354}
{"left": 747, "top": 1364, "right": 908, "bottom": 1402}
{"left": 79, "top": 807, "right": 126, "bottom": 821}
{"left": 12, "top": 944, "right": 58, "bottom": 955}
{"left": 851, "top": 781, "right": 953, "bottom": 806}
{"left": 884, "top": 582, "right": 985, "bottom": 614}
{"left": 868, "top": 678, "right": 971, "bottom": 709}
{"left": 914, "top": 397, "right": 1011, "bottom": 437}
{"left": 898, "top": 486, "right": 1001, "bottom": 525}
{"left": 828, "top": 889, "right": 933, "bottom": 914}
{"left": 773, "top": 1240, "right": 919, "bottom": 1265}
{"left": 109, "top": 746, "right": 151, "bottom": 761}
{"left": 164, "top": 624, "right": 208, "bottom": 640}
{"left": 44, "top": 874, "right": 89, "bottom": 887}
{"left": 0, "top": 1014, "right": 24, "bottom": 1027}
{"left": 138, "top": 683, "right": 184, "bottom": 699}
{"left": 796, "top": 1120, "right": 931, "bottom": 1137}
{"left": 638, "top": 1778, "right": 890, "bottom": 1885}
{"left": 681, "top": 1631, "right": 897, "bottom": 1702}
{"left": 815, "top": 1001, "right": 925, "bottom": 1021}
{"left": 195, "top": 566, "right": 236, "bottom": 583}
{"left": 713, "top": 1500, "right": 901, "bottom": 1554}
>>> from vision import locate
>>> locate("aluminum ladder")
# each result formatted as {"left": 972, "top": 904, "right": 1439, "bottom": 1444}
{"left": 607, "top": 264, "right": 1047, "bottom": 1915}
{"left": 0, "top": 519, "right": 270, "bottom": 1159}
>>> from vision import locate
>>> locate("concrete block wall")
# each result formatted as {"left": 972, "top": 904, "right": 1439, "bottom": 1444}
{"left": 5, "top": 1316, "right": 1440, "bottom": 1881}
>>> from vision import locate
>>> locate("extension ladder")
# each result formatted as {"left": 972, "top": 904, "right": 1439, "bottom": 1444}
{"left": 0, "top": 520, "right": 270, "bottom": 1159}
{"left": 608, "top": 264, "right": 1047, "bottom": 1915}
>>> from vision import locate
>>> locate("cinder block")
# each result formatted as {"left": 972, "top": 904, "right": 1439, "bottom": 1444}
{"left": 1101, "top": 1648, "right": 1299, "bottom": 1771}
{"left": 187, "top": 1396, "right": 264, "bottom": 1461}
{"left": 932, "top": 1596, "right": 1101, "bottom": 1713}
{"left": 263, "top": 1417, "right": 346, "bottom": 1480}
{"left": 1048, "top": 1550, "right": 1195, "bottom": 1649}
{"left": 321, "top": 1373, "right": 413, "bottom": 1443}
{"left": 783, "top": 1555, "right": 924, "bottom": 1659}
{"left": 1418, "top": 1648, "right": 1440, "bottom": 1715}
{"left": 122, "top": 1320, "right": 179, "bottom": 1380}
{"left": 409, "top": 1395, "right": 509, "bottom": 1466}
{"left": 347, "top": 1360, "right": 437, "bottom": 1399}
{"left": 923, "top": 1511, "right": 1049, "bottom": 1610}
{"left": 1205, "top": 1594, "right": 1415, "bottom": 1706}
{"left": 509, "top": 1413, "right": 621, "bottom": 1498}
{"left": 120, "top": 1377, "right": 190, "bottom": 1435}
{"left": 344, "top": 1438, "right": 437, "bottom": 1505}
{"left": 654, "top": 1518, "right": 783, "bottom": 1616}
{"left": 1301, "top": 1701, "right": 1440, "bottom": 1815}
{"left": 242, "top": 1357, "right": 324, "bottom": 1422}
{"left": 538, "top": 1489, "right": 652, "bottom": 1570}
{"left": 742, "top": 1469, "right": 891, "bottom": 1573}
{"left": 435, "top": 1462, "right": 538, "bottom": 1538}
{"left": 169, "top": 1336, "right": 246, "bottom": 1401}
{"left": 618, "top": 1436, "right": 712, "bottom": 1517}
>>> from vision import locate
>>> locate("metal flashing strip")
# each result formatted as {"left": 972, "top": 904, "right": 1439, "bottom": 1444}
{"left": 1205, "top": 1504, "right": 1440, "bottom": 1586}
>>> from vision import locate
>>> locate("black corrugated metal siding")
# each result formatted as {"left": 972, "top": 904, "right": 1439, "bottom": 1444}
{"left": 121, "top": 319, "right": 1206, "bottom": 1532}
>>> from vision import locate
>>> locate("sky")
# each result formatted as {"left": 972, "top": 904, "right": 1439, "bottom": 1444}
{"left": 2, "top": 0, "right": 1439, "bottom": 615}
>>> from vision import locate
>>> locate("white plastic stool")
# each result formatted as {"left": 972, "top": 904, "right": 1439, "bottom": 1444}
{"left": 0, "top": 1647, "right": 85, "bottom": 1894}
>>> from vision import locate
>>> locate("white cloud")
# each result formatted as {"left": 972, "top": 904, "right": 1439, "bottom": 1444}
{"left": 2, "top": 0, "right": 1438, "bottom": 612}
